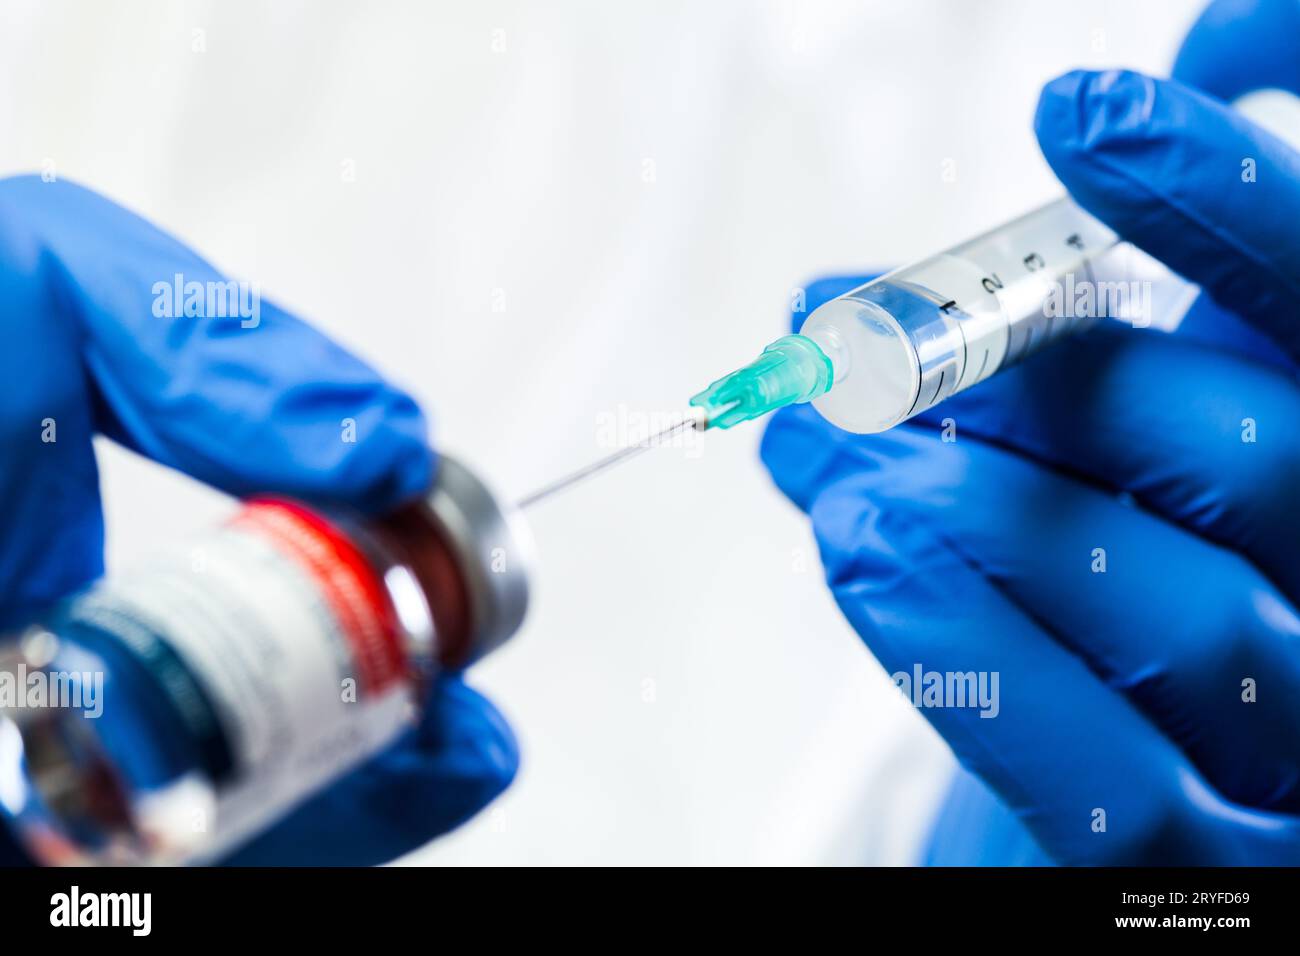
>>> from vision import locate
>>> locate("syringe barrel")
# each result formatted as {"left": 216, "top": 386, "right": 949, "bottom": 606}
{"left": 799, "top": 197, "right": 1126, "bottom": 433}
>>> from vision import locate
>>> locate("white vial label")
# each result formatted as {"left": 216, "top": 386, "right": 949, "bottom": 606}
{"left": 67, "top": 500, "right": 414, "bottom": 858}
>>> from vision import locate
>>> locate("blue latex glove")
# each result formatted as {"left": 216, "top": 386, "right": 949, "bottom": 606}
{"left": 0, "top": 175, "right": 517, "bottom": 865}
{"left": 760, "top": 0, "right": 1300, "bottom": 865}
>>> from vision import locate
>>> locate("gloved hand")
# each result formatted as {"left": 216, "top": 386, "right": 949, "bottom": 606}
{"left": 760, "top": 0, "right": 1300, "bottom": 864}
{"left": 0, "top": 174, "right": 516, "bottom": 866}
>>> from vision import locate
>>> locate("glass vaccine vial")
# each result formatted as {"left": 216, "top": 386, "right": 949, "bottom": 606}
{"left": 0, "top": 456, "right": 531, "bottom": 864}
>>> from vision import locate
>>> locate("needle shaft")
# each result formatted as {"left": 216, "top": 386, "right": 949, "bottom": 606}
{"left": 516, "top": 414, "right": 703, "bottom": 510}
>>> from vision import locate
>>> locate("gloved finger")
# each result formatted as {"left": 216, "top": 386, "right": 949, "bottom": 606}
{"left": 800, "top": 455, "right": 1204, "bottom": 865}
{"left": 788, "top": 422, "right": 1300, "bottom": 863}
{"left": 222, "top": 674, "right": 518, "bottom": 866}
{"left": 1034, "top": 69, "right": 1300, "bottom": 361}
{"left": 0, "top": 175, "right": 433, "bottom": 514}
{"left": 0, "top": 187, "right": 103, "bottom": 626}
{"left": 1171, "top": 286, "right": 1292, "bottom": 371}
{"left": 908, "top": 323, "right": 1300, "bottom": 607}
{"left": 1174, "top": 0, "right": 1300, "bottom": 104}
{"left": 774, "top": 410, "right": 1300, "bottom": 812}
{"left": 922, "top": 770, "right": 1054, "bottom": 866}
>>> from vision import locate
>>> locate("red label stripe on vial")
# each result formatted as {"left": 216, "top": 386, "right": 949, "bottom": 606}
{"left": 230, "top": 500, "right": 408, "bottom": 695}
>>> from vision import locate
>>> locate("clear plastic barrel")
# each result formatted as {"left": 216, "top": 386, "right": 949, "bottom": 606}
{"left": 800, "top": 197, "right": 1128, "bottom": 433}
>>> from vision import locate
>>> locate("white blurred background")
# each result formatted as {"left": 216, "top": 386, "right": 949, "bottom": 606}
{"left": 0, "top": 0, "right": 1203, "bottom": 864}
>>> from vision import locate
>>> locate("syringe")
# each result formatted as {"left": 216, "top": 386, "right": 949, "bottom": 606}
{"left": 690, "top": 195, "right": 1138, "bottom": 435}
{"left": 519, "top": 196, "right": 1159, "bottom": 508}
